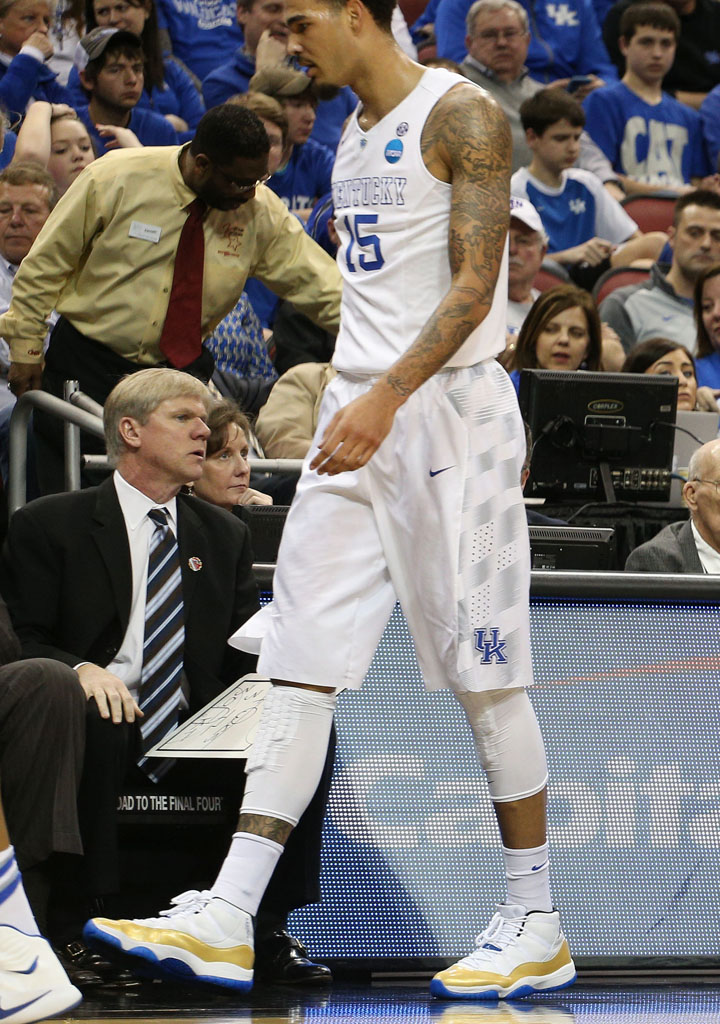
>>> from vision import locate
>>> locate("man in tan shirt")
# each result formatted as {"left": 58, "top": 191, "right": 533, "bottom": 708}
{"left": 0, "top": 104, "right": 341, "bottom": 488}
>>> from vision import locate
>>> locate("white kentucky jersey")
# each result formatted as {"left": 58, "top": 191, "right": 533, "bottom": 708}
{"left": 331, "top": 67, "right": 508, "bottom": 374}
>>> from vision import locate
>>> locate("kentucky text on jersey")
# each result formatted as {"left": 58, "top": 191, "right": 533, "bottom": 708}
{"left": 332, "top": 176, "right": 408, "bottom": 209}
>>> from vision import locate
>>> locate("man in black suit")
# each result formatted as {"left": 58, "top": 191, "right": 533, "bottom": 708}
{"left": 626, "top": 439, "right": 720, "bottom": 572}
{"left": 0, "top": 368, "right": 331, "bottom": 985}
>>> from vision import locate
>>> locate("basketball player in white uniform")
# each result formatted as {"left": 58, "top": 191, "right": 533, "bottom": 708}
{"left": 85, "top": 0, "right": 576, "bottom": 1001}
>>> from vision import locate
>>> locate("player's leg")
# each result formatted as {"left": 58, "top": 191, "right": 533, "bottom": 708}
{"left": 0, "top": 792, "right": 82, "bottom": 1023}
{"left": 84, "top": 376, "right": 398, "bottom": 990}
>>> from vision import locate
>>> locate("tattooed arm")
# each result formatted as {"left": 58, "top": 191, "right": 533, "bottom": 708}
{"left": 310, "top": 85, "right": 511, "bottom": 476}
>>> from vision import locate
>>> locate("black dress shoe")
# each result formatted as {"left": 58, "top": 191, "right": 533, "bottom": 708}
{"left": 58, "top": 940, "right": 141, "bottom": 989}
{"left": 254, "top": 930, "right": 332, "bottom": 985}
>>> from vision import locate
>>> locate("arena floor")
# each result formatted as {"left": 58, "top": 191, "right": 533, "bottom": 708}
{"left": 66, "top": 977, "right": 720, "bottom": 1023}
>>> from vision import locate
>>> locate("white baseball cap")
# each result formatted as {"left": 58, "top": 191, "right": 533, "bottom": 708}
{"left": 510, "top": 195, "right": 546, "bottom": 240}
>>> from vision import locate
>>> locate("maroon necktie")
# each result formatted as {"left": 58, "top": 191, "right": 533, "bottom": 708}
{"left": 159, "top": 196, "right": 206, "bottom": 368}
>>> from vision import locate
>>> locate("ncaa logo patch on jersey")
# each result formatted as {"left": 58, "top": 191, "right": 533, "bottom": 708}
{"left": 384, "top": 139, "right": 403, "bottom": 163}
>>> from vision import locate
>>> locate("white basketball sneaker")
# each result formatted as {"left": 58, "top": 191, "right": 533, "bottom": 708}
{"left": 0, "top": 924, "right": 82, "bottom": 1024}
{"left": 430, "top": 904, "right": 576, "bottom": 1001}
{"left": 83, "top": 889, "right": 254, "bottom": 991}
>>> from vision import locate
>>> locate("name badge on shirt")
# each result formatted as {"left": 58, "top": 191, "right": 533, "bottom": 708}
{"left": 128, "top": 221, "right": 162, "bottom": 244}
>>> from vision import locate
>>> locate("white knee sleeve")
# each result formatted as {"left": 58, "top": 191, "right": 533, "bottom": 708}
{"left": 242, "top": 684, "right": 337, "bottom": 827}
{"left": 454, "top": 687, "right": 548, "bottom": 803}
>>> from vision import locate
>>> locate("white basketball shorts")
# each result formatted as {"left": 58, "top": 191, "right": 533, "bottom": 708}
{"left": 250, "top": 360, "right": 533, "bottom": 693}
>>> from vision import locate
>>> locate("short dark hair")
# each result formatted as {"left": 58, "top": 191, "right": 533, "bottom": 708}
{"left": 673, "top": 189, "right": 720, "bottom": 227}
{"left": 85, "top": 0, "right": 165, "bottom": 92}
{"left": 190, "top": 105, "right": 269, "bottom": 164}
{"left": 520, "top": 88, "right": 585, "bottom": 135}
{"left": 622, "top": 337, "right": 696, "bottom": 375}
{"left": 619, "top": 2, "right": 680, "bottom": 42}
{"left": 206, "top": 400, "right": 251, "bottom": 457}
{"left": 510, "top": 284, "right": 602, "bottom": 371}
{"left": 694, "top": 264, "right": 720, "bottom": 358}
{"left": 0, "top": 161, "right": 59, "bottom": 210}
{"left": 82, "top": 32, "right": 144, "bottom": 85}
{"left": 327, "top": 0, "right": 395, "bottom": 32}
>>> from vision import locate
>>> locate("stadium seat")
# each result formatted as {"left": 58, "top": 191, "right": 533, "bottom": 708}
{"left": 592, "top": 265, "right": 651, "bottom": 304}
{"left": 533, "top": 261, "right": 571, "bottom": 292}
{"left": 620, "top": 192, "right": 678, "bottom": 233}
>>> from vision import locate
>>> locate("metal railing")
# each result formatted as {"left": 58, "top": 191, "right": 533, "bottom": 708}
{"left": 8, "top": 382, "right": 304, "bottom": 514}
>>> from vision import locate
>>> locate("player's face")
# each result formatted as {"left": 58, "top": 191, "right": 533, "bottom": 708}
{"left": 670, "top": 206, "right": 720, "bottom": 282}
{"left": 534, "top": 305, "right": 590, "bottom": 371}
{"left": 645, "top": 348, "right": 697, "bottom": 411}
{"left": 701, "top": 274, "right": 720, "bottom": 351}
{"left": 192, "top": 153, "right": 270, "bottom": 210}
{"left": 530, "top": 119, "right": 581, "bottom": 173}
{"left": 48, "top": 118, "right": 94, "bottom": 193}
{"left": 0, "top": 0, "right": 50, "bottom": 55}
{"left": 282, "top": 95, "right": 315, "bottom": 145}
{"left": 90, "top": 53, "right": 145, "bottom": 110}
{"left": 129, "top": 396, "right": 210, "bottom": 486}
{"left": 238, "top": 0, "right": 288, "bottom": 54}
{"left": 508, "top": 220, "right": 545, "bottom": 291}
{"left": 285, "top": 0, "right": 350, "bottom": 88}
{"left": 0, "top": 183, "right": 51, "bottom": 265}
{"left": 620, "top": 25, "right": 676, "bottom": 84}
{"left": 194, "top": 424, "right": 251, "bottom": 510}
{"left": 465, "top": 7, "right": 529, "bottom": 82}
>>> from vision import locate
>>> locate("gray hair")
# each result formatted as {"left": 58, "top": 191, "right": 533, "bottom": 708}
{"left": 466, "top": 0, "right": 529, "bottom": 36}
{"left": 104, "top": 368, "right": 212, "bottom": 464}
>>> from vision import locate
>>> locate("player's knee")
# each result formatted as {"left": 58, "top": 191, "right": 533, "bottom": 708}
{"left": 455, "top": 687, "right": 548, "bottom": 802}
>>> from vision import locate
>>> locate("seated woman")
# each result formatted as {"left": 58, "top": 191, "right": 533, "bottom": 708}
{"left": 622, "top": 337, "right": 719, "bottom": 413}
{"left": 192, "top": 402, "right": 271, "bottom": 510}
{"left": 504, "top": 284, "right": 603, "bottom": 393}
{"left": 0, "top": 0, "right": 72, "bottom": 116}
{"left": 694, "top": 265, "right": 720, "bottom": 391}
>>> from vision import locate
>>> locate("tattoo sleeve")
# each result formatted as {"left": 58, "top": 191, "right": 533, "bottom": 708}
{"left": 381, "top": 86, "right": 511, "bottom": 402}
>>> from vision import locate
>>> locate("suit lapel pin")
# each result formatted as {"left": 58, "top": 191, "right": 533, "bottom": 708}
{"left": 188, "top": 556, "right": 202, "bottom": 572}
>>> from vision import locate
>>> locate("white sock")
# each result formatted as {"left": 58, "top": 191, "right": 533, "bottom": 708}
{"left": 211, "top": 832, "right": 284, "bottom": 918}
{"left": 0, "top": 845, "right": 40, "bottom": 935}
{"left": 502, "top": 842, "right": 552, "bottom": 913}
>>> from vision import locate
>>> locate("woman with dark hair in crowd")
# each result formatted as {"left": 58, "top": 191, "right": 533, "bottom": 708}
{"left": 65, "top": 0, "right": 204, "bottom": 139}
{"left": 504, "top": 284, "right": 602, "bottom": 393}
{"left": 621, "top": 338, "right": 710, "bottom": 412}
{"left": 694, "top": 265, "right": 720, "bottom": 391}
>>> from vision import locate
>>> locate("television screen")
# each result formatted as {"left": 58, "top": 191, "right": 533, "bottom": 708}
{"left": 519, "top": 370, "right": 677, "bottom": 502}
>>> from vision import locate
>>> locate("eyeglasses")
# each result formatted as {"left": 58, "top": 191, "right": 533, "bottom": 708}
{"left": 235, "top": 173, "right": 272, "bottom": 195}
{"left": 473, "top": 27, "right": 525, "bottom": 42}
{"left": 691, "top": 478, "right": 720, "bottom": 494}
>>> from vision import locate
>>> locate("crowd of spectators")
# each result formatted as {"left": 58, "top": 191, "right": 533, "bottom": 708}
{"left": 1, "top": 0, "right": 720, "bottom": 1010}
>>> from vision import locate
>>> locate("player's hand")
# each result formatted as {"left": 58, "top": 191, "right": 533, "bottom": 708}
{"left": 310, "top": 387, "right": 399, "bottom": 475}
{"left": 96, "top": 124, "right": 142, "bottom": 149}
{"left": 76, "top": 663, "right": 144, "bottom": 724}
{"left": 25, "top": 31, "right": 53, "bottom": 59}
{"left": 8, "top": 361, "right": 43, "bottom": 397}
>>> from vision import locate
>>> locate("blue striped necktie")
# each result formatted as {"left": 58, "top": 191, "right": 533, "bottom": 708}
{"left": 137, "top": 507, "right": 184, "bottom": 782}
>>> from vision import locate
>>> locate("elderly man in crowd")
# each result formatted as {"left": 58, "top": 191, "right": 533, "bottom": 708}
{"left": 626, "top": 439, "right": 720, "bottom": 572}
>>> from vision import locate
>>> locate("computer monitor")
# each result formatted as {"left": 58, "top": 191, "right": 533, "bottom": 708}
{"left": 519, "top": 370, "right": 677, "bottom": 502}
{"left": 529, "top": 525, "right": 616, "bottom": 570}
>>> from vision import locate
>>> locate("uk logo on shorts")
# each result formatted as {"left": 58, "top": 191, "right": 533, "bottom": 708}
{"left": 385, "top": 139, "right": 403, "bottom": 163}
{"left": 474, "top": 628, "right": 507, "bottom": 664}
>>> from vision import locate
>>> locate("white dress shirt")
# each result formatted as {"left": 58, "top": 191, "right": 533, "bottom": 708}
{"left": 691, "top": 520, "right": 720, "bottom": 574}
{"left": 106, "top": 471, "right": 179, "bottom": 699}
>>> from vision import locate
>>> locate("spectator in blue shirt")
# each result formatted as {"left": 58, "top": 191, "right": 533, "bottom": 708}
{"left": 64, "top": 0, "right": 205, "bottom": 142}
{"left": 435, "top": 0, "right": 617, "bottom": 88}
{"left": 74, "top": 26, "right": 177, "bottom": 157}
{"left": 202, "top": 0, "right": 288, "bottom": 109}
{"left": 154, "top": 0, "right": 243, "bottom": 82}
{"left": 0, "top": 0, "right": 72, "bottom": 115}
{"left": 584, "top": 3, "right": 713, "bottom": 194}
{"left": 700, "top": 85, "right": 720, "bottom": 174}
